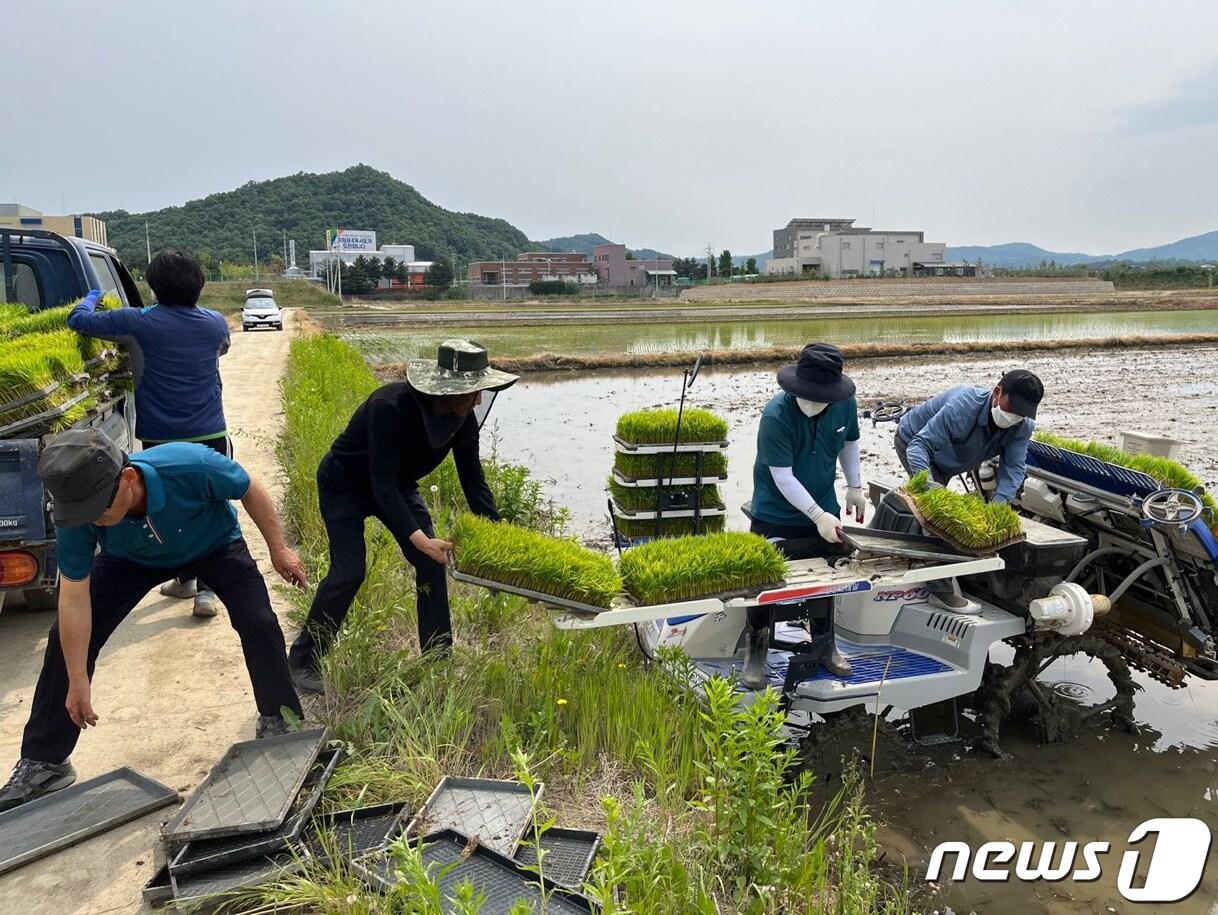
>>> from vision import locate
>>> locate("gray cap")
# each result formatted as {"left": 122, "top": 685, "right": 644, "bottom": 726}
{"left": 37, "top": 429, "right": 125, "bottom": 527}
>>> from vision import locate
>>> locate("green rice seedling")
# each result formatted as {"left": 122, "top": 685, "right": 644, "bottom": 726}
{"left": 902, "top": 470, "right": 1022, "bottom": 550}
{"left": 613, "top": 449, "right": 728, "bottom": 482}
{"left": 0, "top": 304, "right": 74, "bottom": 339}
{"left": 1036, "top": 431, "right": 1218, "bottom": 534}
{"left": 608, "top": 477, "right": 722, "bottom": 513}
{"left": 615, "top": 513, "right": 726, "bottom": 541}
{"left": 618, "top": 531, "right": 787, "bottom": 605}
{"left": 453, "top": 513, "right": 622, "bottom": 608}
{"left": 616, "top": 407, "right": 728, "bottom": 445}
{"left": 0, "top": 331, "right": 85, "bottom": 406}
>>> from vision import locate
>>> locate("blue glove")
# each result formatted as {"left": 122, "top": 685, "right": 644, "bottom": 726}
{"left": 81, "top": 289, "right": 102, "bottom": 307}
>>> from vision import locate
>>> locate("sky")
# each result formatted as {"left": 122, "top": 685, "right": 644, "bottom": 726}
{"left": 5, "top": 0, "right": 1218, "bottom": 257}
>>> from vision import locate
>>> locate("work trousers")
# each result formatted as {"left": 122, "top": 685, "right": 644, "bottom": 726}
{"left": 288, "top": 454, "right": 449, "bottom": 671}
{"left": 22, "top": 539, "right": 302, "bottom": 764}
{"left": 746, "top": 516, "right": 849, "bottom": 632}
{"left": 141, "top": 437, "right": 233, "bottom": 595}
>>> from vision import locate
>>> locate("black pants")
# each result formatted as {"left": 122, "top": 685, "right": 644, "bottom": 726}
{"left": 22, "top": 539, "right": 301, "bottom": 764}
{"left": 747, "top": 517, "right": 848, "bottom": 632}
{"left": 142, "top": 437, "right": 233, "bottom": 594}
{"left": 288, "top": 454, "right": 449, "bottom": 671}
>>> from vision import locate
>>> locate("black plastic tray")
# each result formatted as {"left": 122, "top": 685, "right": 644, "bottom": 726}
{"left": 356, "top": 829, "right": 593, "bottom": 913}
{"left": 170, "top": 849, "right": 308, "bottom": 910}
{"left": 514, "top": 827, "right": 600, "bottom": 891}
{"left": 0, "top": 767, "right": 179, "bottom": 876}
{"left": 168, "top": 747, "right": 341, "bottom": 876}
{"left": 304, "top": 801, "right": 412, "bottom": 865}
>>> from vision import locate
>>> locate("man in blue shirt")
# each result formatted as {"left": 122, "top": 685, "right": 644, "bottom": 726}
{"left": 0, "top": 430, "right": 306, "bottom": 812}
{"left": 744, "top": 343, "right": 866, "bottom": 688}
{"left": 69, "top": 248, "right": 232, "bottom": 616}
{"left": 895, "top": 370, "right": 1044, "bottom": 505}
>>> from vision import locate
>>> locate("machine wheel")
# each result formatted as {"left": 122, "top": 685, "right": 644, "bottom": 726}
{"left": 977, "top": 635, "right": 1140, "bottom": 758}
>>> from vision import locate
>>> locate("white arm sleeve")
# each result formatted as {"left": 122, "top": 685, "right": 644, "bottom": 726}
{"left": 839, "top": 438, "right": 863, "bottom": 488}
{"left": 769, "top": 466, "right": 824, "bottom": 521}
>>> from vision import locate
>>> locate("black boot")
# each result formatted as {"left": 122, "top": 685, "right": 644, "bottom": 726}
{"left": 740, "top": 624, "right": 770, "bottom": 689}
{"left": 821, "top": 636, "right": 853, "bottom": 678}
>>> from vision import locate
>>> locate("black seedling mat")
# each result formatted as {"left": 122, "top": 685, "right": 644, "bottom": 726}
{"left": 514, "top": 827, "right": 600, "bottom": 890}
{"left": 304, "top": 802, "right": 411, "bottom": 864}
{"left": 168, "top": 747, "right": 341, "bottom": 875}
{"left": 162, "top": 728, "right": 326, "bottom": 843}
{"left": 0, "top": 767, "right": 179, "bottom": 876}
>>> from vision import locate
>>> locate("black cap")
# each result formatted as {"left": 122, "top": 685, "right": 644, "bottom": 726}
{"left": 37, "top": 429, "right": 125, "bottom": 527}
{"left": 777, "top": 343, "right": 856, "bottom": 403}
{"left": 999, "top": 369, "right": 1044, "bottom": 419}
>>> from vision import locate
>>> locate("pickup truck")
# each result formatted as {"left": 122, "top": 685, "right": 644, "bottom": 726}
{"left": 0, "top": 228, "right": 142, "bottom": 613}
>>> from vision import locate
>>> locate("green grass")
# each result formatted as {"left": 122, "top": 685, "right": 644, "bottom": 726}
{"left": 452, "top": 513, "right": 622, "bottom": 608}
{"left": 904, "top": 471, "right": 1023, "bottom": 549}
{"left": 608, "top": 477, "right": 722, "bottom": 513}
{"left": 615, "top": 514, "right": 727, "bottom": 540}
{"left": 619, "top": 531, "right": 787, "bottom": 605}
{"left": 263, "top": 333, "right": 917, "bottom": 914}
{"left": 613, "top": 449, "right": 727, "bottom": 482}
{"left": 616, "top": 407, "right": 728, "bottom": 445}
{"left": 1035, "top": 431, "right": 1218, "bottom": 534}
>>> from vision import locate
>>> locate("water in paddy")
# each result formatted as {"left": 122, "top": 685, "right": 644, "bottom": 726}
{"left": 476, "top": 350, "right": 1218, "bottom": 913}
{"left": 345, "top": 308, "right": 1218, "bottom": 362}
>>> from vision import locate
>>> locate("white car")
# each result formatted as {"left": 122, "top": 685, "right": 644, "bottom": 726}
{"left": 242, "top": 289, "right": 282, "bottom": 331}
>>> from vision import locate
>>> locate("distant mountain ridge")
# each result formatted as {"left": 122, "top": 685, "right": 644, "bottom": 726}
{"left": 947, "top": 230, "right": 1218, "bottom": 268}
{"left": 98, "top": 164, "right": 532, "bottom": 267}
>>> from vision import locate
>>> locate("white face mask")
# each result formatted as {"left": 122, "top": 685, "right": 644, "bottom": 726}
{"left": 796, "top": 397, "right": 828, "bottom": 417}
{"left": 991, "top": 404, "right": 1023, "bottom": 429}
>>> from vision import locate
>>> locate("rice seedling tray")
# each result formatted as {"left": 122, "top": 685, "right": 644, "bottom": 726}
{"left": 514, "top": 827, "right": 600, "bottom": 890}
{"left": 169, "top": 849, "right": 309, "bottom": 910}
{"left": 167, "top": 747, "right": 341, "bottom": 876}
{"left": 453, "top": 569, "right": 620, "bottom": 614}
{"left": 0, "top": 388, "right": 92, "bottom": 438}
{"left": 896, "top": 490, "right": 1025, "bottom": 556}
{"left": 162, "top": 728, "right": 327, "bottom": 844}
{"left": 613, "top": 435, "right": 728, "bottom": 454}
{"left": 355, "top": 829, "right": 594, "bottom": 913}
{"left": 0, "top": 767, "right": 179, "bottom": 877}
{"left": 303, "top": 802, "right": 412, "bottom": 865}
{"left": 611, "top": 468, "right": 727, "bottom": 487}
{"left": 611, "top": 504, "right": 726, "bottom": 520}
{"left": 407, "top": 777, "right": 540, "bottom": 858}
{"left": 142, "top": 863, "right": 174, "bottom": 906}
{"left": 840, "top": 528, "right": 967, "bottom": 564}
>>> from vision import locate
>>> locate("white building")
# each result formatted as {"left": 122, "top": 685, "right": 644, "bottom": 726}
{"left": 309, "top": 241, "right": 430, "bottom": 280}
{"left": 764, "top": 218, "right": 946, "bottom": 278}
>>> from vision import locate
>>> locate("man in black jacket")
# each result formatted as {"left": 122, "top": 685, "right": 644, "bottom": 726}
{"left": 287, "top": 340, "right": 518, "bottom": 693}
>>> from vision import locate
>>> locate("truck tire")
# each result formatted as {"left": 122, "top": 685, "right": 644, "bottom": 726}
{"left": 21, "top": 587, "right": 58, "bottom": 611}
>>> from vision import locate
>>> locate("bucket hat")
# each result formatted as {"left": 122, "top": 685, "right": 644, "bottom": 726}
{"left": 777, "top": 343, "right": 855, "bottom": 403}
{"left": 406, "top": 339, "right": 518, "bottom": 397}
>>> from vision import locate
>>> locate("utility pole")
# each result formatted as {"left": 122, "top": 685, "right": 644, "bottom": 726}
{"left": 706, "top": 243, "right": 714, "bottom": 281}
{"left": 253, "top": 227, "right": 259, "bottom": 280}
{"left": 282, "top": 229, "right": 287, "bottom": 268}
{"left": 145, "top": 221, "right": 152, "bottom": 265}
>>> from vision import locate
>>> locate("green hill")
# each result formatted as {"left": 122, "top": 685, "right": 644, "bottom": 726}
{"left": 97, "top": 164, "right": 532, "bottom": 269}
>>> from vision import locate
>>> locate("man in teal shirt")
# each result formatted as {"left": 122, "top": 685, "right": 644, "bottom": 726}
{"left": 744, "top": 343, "right": 865, "bottom": 687}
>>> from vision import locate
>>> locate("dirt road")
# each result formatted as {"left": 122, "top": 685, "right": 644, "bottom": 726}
{"left": 0, "top": 312, "right": 300, "bottom": 914}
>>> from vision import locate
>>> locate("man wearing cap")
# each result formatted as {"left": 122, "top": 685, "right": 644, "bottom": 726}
{"left": 0, "top": 431, "right": 306, "bottom": 812}
{"left": 894, "top": 370, "right": 1044, "bottom": 505}
{"left": 287, "top": 339, "right": 518, "bottom": 694}
{"left": 743, "top": 343, "right": 865, "bottom": 688}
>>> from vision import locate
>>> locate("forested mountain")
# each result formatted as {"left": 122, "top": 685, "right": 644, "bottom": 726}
{"left": 97, "top": 165, "right": 532, "bottom": 268}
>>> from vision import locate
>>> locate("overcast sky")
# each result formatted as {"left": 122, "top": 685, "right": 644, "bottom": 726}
{"left": 6, "top": 1, "right": 1218, "bottom": 256}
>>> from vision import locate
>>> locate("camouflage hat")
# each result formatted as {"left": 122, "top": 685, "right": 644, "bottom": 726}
{"left": 406, "top": 339, "right": 518, "bottom": 396}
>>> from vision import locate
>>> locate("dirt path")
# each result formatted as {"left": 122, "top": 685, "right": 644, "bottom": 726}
{"left": 0, "top": 311, "right": 300, "bottom": 914}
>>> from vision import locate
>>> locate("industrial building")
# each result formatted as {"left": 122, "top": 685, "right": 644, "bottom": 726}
{"left": 0, "top": 204, "right": 108, "bottom": 246}
{"left": 467, "top": 252, "right": 598, "bottom": 286}
{"left": 764, "top": 217, "right": 946, "bottom": 278}
{"left": 592, "top": 243, "right": 675, "bottom": 288}
{"left": 308, "top": 234, "right": 433, "bottom": 286}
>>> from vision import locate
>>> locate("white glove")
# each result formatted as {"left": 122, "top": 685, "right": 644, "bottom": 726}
{"left": 845, "top": 485, "right": 867, "bottom": 523}
{"left": 813, "top": 511, "right": 843, "bottom": 543}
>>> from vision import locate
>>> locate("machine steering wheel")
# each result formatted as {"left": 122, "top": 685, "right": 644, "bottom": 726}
{"left": 1140, "top": 488, "right": 1204, "bottom": 530}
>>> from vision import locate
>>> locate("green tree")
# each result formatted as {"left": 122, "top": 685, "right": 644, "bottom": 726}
{"left": 380, "top": 256, "right": 399, "bottom": 280}
{"left": 718, "top": 250, "right": 733, "bottom": 277}
{"left": 340, "top": 256, "right": 376, "bottom": 294}
{"left": 745, "top": 257, "right": 757, "bottom": 274}
{"left": 425, "top": 256, "right": 455, "bottom": 289}
{"left": 625, "top": 250, "right": 636, "bottom": 260}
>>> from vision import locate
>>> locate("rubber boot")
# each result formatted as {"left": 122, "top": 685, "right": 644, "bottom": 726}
{"left": 821, "top": 635, "right": 853, "bottom": 679}
{"left": 740, "top": 624, "right": 770, "bottom": 690}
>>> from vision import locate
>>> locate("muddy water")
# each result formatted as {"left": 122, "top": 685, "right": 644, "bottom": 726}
{"left": 347, "top": 308, "right": 1218, "bottom": 362}
{"left": 482, "top": 345, "right": 1218, "bottom": 914}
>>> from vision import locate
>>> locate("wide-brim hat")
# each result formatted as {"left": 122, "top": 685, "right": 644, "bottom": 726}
{"left": 777, "top": 342, "right": 855, "bottom": 403}
{"left": 406, "top": 339, "right": 519, "bottom": 397}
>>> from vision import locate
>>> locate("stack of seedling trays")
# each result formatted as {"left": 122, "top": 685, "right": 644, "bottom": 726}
{"left": 0, "top": 296, "right": 130, "bottom": 440}
{"left": 141, "top": 728, "right": 412, "bottom": 911}
{"left": 352, "top": 775, "right": 601, "bottom": 911}
{"left": 611, "top": 407, "right": 729, "bottom": 545}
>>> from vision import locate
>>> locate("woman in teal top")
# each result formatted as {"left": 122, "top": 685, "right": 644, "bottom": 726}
{"left": 742, "top": 343, "right": 866, "bottom": 688}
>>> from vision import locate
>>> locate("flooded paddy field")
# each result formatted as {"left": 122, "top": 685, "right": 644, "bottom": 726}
{"left": 472, "top": 344, "right": 1218, "bottom": 914}
{"left": 346, "top": 308, "right": 1218, "bottom": 362}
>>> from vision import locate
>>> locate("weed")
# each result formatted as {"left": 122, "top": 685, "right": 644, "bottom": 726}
{"left": 615, "top": 407, "right": 728, "bottom": 445}
{"left": 619, "top": 531, "right": 787, "bottom": 605}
